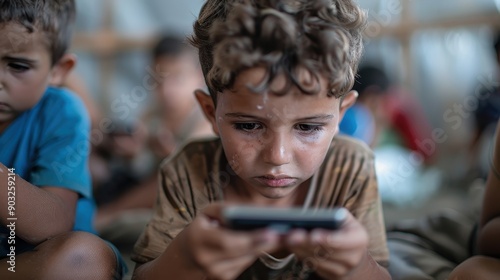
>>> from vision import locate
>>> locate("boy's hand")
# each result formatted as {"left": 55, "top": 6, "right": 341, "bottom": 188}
{"left": 184, "top": 203, "right": 281, "bottom": 280}
{"left": 285, "top": 209, "right": 369, "bottom": 279}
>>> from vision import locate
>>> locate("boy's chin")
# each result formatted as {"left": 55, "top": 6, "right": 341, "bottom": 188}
{"left": 254, "top": 185, "right": 298, "bottom": 200}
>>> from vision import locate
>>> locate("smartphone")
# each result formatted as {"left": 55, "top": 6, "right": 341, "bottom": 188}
{"left": 222, "top": 206, "right": 348, "bottom": 233}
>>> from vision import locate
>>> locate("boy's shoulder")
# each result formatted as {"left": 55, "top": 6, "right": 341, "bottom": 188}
{"left": 158, "top": 137, "right": 223, "bottom": 196}
{"left": 39, "top": 87, "right": 87, "bottom": 112}
{"left": 173, "top": 136, "right": 221, "bottom": 159}
{"left": 5, "top": 86, "right": 88, "bottom": 132}
{"left": 30, "top": 86, "right": 89, "bottom": 126}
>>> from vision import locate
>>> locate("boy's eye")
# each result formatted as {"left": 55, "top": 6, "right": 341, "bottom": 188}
{"left": 296, "top": 124, "right": 323, "bottom": 132}
{"left": 234, "top": 123, "right": 263, "bottom": 132}
{"left": 8, "top": 63, "right": 30, "bottom": 73}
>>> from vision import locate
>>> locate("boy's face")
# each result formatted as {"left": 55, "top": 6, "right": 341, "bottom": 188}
{"left": 199, "top": 67, "right": 357, "bottom": 201}
{"left": 154, "top": 53, "right": 204, "bottom": 113}
{"left": 0, "top": 23, "right": 54, "bottom": 126}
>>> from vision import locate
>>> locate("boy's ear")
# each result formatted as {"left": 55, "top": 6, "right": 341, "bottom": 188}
{"left": 49, "top": 53, "right": 77, "bottom": 86}
{"left": 194, "top": 89, "right": 219, "bottom": 135}
{"left": 339, "top": 90, "right": 358, "bottom": 119}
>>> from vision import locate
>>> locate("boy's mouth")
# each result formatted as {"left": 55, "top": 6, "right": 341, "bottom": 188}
{"left": 255, "top": 175, "right": 297, "bottom": 188}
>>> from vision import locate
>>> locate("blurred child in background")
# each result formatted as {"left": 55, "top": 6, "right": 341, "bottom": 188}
{"left": 93, "top": 34, "right": 212, "bottom": 248}
{"left": 469, "top": 31, "right": 500, "bottom": 179}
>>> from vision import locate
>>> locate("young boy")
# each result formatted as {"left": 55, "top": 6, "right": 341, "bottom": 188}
{"left": 0, "top": 1, "right": 124, "bottom": 278}
{"left": 132, "top": 0, "right": 390, "bottom": 279}
{"left": 93, "top": 35, "right": 213, "bottom": 237}
{"left": 146, "top": 34, "right": 213, "bottom": 158}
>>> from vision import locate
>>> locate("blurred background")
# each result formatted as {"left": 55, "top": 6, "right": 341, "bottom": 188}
{"left": 68, "top": 0, "right": 500, "bottom": 277}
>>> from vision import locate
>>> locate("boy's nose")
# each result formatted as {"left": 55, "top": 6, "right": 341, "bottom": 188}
{"left": 262, "top": 133, "right": 292, "bottom": 166}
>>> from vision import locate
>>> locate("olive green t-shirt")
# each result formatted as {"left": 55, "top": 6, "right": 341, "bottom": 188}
{"left": 132, "top": 136, "right": 389, "bottom": 279}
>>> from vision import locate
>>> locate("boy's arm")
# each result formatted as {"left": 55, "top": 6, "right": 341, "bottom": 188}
{"left": 478, "top": 122, "right": 500, "bottom": 257}
{"left": 286, "top": 211, "right": 390, "bottom": 280}
{"left": 133, "top": 204, "right": 280, "bottom": 280}
{"left": 330, "top": 250, "right": 390, "bottom": 280}
{"left": 133, "top": 227, "right": 205, "bottom": 280}
{"left": 288, "top": 140, "right": 389, "bottom": 278}
{"left": 0, "top": 163, "right": 77, "bottom": 244}
{"left": 95, "top": 175, "right": 157, "bottom": 230}
{"left": 343, "top": 252, "right": 390, "bottom": 280}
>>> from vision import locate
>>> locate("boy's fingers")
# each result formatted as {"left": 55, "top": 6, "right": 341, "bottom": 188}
{"left": 286, "top": 221, "right": 368, "bottom": 258}
{"left": 218, "top": 229, "right": 280, "bottom": 257}
{"left": 290, "top": 241, "right": 364, "bottom": 274}
{"left": 286, "top": 229, "right": 308, "bottom": 246}
{"left": 201, "top": 203, "right": 243, "bottom": 225}
{"left": 323, "top": 225, "right": 368, "bottom": 250}
{"left": 199, "top": 217, "right": 280, "bottom": 258}
{"left": 250, "top": 229, "right": 282, "bottom": 253}
{"left": 201, "top": 203, "right": 225, "bottom": 223}
{"left": 304, "top": 210, "right": 368, "bottom": 250}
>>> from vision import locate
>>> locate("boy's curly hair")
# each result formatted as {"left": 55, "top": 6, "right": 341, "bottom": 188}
{"left": 191, "top": 0, "right": 366, "bottom": 102}
{"left": 0, "top": 0, "right": 76, "bottom": 65}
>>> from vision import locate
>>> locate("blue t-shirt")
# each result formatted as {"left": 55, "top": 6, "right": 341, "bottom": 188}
{"left": 0, "top": 87, "right": 95, "bottom": 256}
{"left": 339, "top": 104, "right": 375, "bottom": 145}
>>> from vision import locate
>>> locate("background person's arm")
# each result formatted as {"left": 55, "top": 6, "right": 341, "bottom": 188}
{"left": 478, "top": 122, "right": 500, "bottom": 258}
{"left": 132, "top": 228, "right": 206, "bottom": 280}
{"left": 0, "top": 163, "right": 77, "bottom": 244}
{"left": 95, "top": 175, "right": 158, "bottom": 231}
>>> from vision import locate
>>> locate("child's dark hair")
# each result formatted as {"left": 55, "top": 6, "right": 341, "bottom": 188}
{"left": 0, "top": 0, "right": 76, "bottom": 65}
{"left": 152, "top": 34, "right": 193, "bottom": 61}
{"left": 191, "top": 0, "right": 367, "bottom": 102}
{"left": 353, "top": 65, "right": 390, "bottom": 98}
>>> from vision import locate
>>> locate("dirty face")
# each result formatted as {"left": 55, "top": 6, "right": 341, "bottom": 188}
{"left": 212, "top": 67, "right": 350, "bottom": 201}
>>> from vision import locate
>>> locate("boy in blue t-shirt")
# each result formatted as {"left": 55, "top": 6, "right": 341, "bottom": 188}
{"left": 0, "top": 1, "right": 124, "bottom": 279}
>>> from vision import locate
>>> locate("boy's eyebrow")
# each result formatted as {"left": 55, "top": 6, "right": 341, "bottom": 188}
{"left": 225, "top": 113, "right": 264, "bottom": 120}
{"left": 3, "top": 56, "right": 37, "bottom": 64}
{"left": 296, "top": 115, "right": 335, "bottom": 121}
{"left": 225, "top": 113, "right": 335, "bottom": 121}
